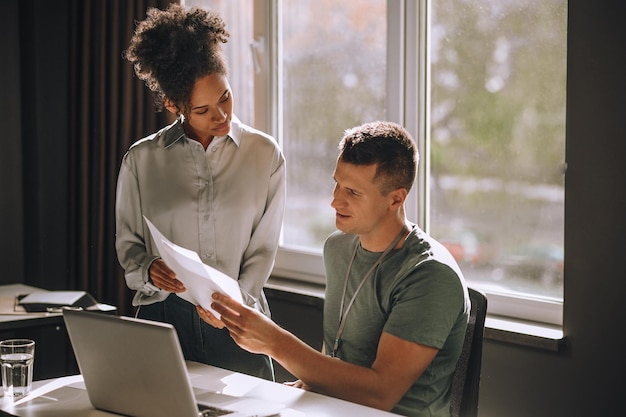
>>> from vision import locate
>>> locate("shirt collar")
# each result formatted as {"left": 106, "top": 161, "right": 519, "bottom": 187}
{"left": 162, "top": 115, "right": 242, "bottom": 148}
{"left": 227, "top": 114, "right": 242, "bottom": 147}
{"left": 162, "top": 117, "right": 186, "bottom": 148}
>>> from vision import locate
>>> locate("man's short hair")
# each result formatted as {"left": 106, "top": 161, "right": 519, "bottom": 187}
{"left": 338, "top": 121, "right": 418, "bottom": 194}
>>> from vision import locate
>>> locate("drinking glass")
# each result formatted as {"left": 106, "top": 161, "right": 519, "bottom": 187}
{"left": 0, "top": 339, "right": 35, "bottom": 397}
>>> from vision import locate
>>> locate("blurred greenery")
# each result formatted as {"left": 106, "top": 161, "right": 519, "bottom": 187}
{"left": 431, "top": 0, "right": 567, "bottom": 185}
{"left": 281, "top": 0, "right": 566, "bottom": 298}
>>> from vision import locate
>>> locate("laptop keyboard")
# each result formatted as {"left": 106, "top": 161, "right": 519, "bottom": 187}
{"left": 198, "top": 404, "right": 236, "bottom": 416}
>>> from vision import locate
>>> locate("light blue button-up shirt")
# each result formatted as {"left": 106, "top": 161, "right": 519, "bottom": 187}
{"left": 115, "top": 115, "right": 285, "bottom": 315}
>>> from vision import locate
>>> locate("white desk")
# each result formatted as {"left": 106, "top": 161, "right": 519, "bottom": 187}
{"left": 0, "top": 361, "right": 398, "bottom": 416}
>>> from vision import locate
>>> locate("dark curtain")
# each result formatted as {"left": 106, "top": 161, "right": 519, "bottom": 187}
{"left": 67, "top": 0, "right": 176, "bottom": 315}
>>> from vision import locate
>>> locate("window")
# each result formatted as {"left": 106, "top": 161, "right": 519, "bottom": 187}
{"left": 429, "top": 0, "right": 566, "bottom": 325}
{"left": 183, "top": 0, "right": 567, "bottom": 326}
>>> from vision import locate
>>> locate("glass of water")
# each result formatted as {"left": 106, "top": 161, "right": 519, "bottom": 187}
{"left": 0, "top": 339, "right": 35, "bottom": 397}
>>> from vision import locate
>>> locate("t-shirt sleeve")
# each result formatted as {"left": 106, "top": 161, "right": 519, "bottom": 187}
{"left": 383, "top": 261, "right": 466, "bottom": 349}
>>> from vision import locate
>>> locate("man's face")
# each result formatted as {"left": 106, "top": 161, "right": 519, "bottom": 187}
{"left": 331, "top": 159, "right": 392, "bottom": 237}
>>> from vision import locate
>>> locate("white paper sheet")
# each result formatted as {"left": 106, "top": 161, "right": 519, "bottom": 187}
{"left": 144, "top": 217, "right": 243, "bottom": 317}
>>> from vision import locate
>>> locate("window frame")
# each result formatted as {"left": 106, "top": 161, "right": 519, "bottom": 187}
{"left": 253, "top": 0, "right": 564, "bottom": 327}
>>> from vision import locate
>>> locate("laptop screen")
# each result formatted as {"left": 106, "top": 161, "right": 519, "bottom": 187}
{"left": 63, "top": 309, "right": 206, "bottom": 417}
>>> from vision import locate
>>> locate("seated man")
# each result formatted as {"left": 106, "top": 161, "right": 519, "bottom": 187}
{"left": 199, "top": 121, "right": 470, "bottom": 417}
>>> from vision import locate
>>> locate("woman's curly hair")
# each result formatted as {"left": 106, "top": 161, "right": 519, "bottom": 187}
{"left": 125, "top": 4, "right": 230, "bottom": 114}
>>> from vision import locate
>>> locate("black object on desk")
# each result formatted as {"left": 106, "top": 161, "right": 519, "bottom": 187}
{"left": 0, "top": 284, "right": 117, "bottom": 381}
{"left": 16, "top": 291, "right": 98, "bottom": 313}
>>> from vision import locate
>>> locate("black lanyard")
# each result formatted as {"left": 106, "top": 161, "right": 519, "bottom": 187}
{"left": 331, "top": 226, "right": 409, "bottom": 358}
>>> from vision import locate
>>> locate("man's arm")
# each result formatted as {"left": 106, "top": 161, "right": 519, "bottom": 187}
{"left": 200, "top": 292, "right": 438, "bottom": 411}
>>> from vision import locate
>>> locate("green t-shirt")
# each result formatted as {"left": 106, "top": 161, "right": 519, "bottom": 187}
{"left": 323, "top": 225, "right": 469, "bottom": 417}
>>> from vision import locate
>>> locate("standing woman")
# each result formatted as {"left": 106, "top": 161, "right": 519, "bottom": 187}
{"left": 115, "top": 4, "right": 285, "bottom": 380}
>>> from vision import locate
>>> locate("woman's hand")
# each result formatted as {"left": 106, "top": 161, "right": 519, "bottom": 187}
{"left": 283, "top": 380, "right": 312, "bottom": 391}
{"left": 196, "top": 305, "right": 226, "bottom": 329}
{"left": 148, "top": 259, "right": 185, "bottom": 293}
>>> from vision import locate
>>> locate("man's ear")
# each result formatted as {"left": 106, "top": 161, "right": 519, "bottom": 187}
{"left": 163, "top": 98, "right": 178, "bottom": 115}
{"left": 390, "top": 188, "right": 408, "bottom": 209}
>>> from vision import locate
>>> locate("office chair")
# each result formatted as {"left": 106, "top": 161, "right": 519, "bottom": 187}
{"left": 449, "top": 287, "right": 487, "bottom": 417}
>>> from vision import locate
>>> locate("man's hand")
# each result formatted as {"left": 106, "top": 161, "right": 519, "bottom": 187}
{"left": 148, "top": 259, "right": 185, "bottom": 293}
{"left": 198, "top": 292, "right": 279, "bottom": 356}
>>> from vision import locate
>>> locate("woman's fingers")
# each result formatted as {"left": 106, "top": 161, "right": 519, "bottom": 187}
{"left": 149, "top": 259, "right": 185, "bottom": 292}
{"left": 195, "top": 305, "right": 225, "bottom": 329}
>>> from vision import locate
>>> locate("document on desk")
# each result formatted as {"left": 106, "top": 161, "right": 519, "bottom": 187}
{"left": 144, "top": 216, "right": 242, "bottom": 317}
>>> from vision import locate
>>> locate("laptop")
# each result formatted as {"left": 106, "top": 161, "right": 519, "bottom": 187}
{"left": 62, "top": 309, "right": 285, "bottom": 417}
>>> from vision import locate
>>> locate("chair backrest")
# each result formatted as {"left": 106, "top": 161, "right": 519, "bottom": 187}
{"left": 449, "top": 287, "right": 487, "bottom": 417}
